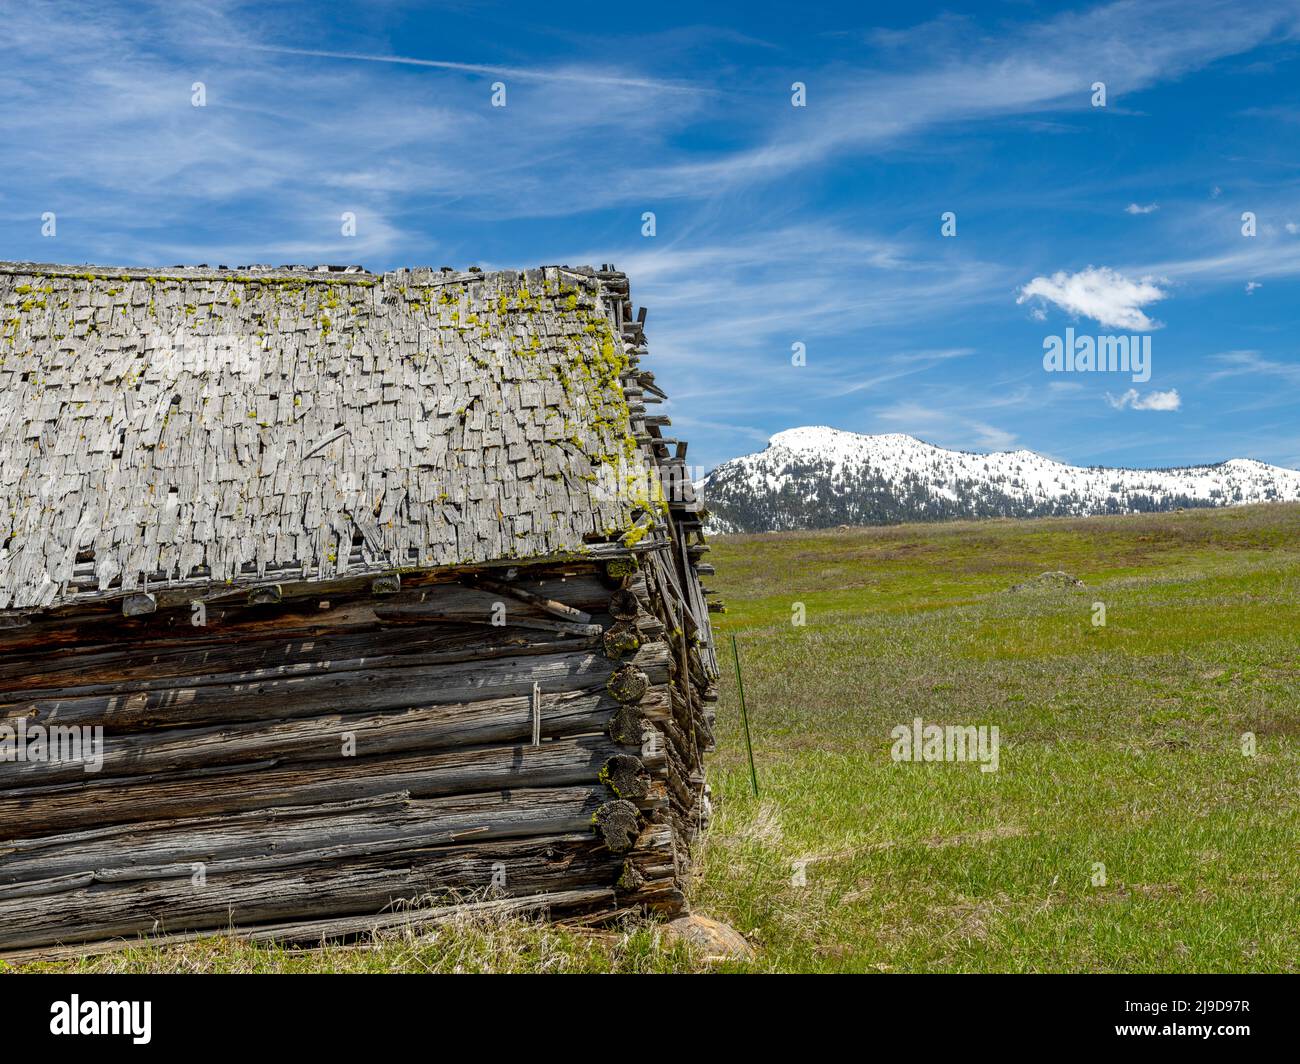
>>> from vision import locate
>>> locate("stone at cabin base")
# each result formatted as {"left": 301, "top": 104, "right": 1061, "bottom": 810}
{"left": 664, "top": 914, "right": 755, "bottom": 962}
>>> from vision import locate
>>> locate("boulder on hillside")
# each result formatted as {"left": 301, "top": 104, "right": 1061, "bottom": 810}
{"left": 1008, "top": 570, "right": 1086, "bottom": 592}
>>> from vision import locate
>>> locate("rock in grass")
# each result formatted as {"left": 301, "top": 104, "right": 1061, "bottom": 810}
{"left": 1008, "top": 570, "right": 1085, "bottom": 592}
{"left": 664, "top": 914, "right": 755, "bottom": 963}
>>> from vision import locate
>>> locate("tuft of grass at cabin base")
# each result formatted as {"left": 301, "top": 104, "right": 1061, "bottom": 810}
{"left": 9, "top": 503, "right": 1299, "bottom": 973}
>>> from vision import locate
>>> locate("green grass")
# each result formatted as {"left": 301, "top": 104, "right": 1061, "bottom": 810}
{"left": 10, "top": 503, "right": 1298, "bottom": 973}
{"left": 696, "top": 503, "right": 1300, "bottom": 972}
{"left": 7, "top": 916, "right": 699, "bottom": 975}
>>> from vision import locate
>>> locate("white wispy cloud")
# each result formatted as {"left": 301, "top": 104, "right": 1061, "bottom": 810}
{"left": 1125, "top": 202, "right": 1160, "bottom": 214}
{"left": 1107, "top": 388, "right": 1182, "bottom": 411}
{"left": 874, "top": 401, "right": 1018, "bottom": 450}
{"left": 0, "top": 0, "right": 711, "bottom": 251}
{"left": 582, "top": 224, "right": 1015, "bottom": 358}
{"left": 231, "top": 44, "right": 701, "bottom": 93}
{"left": 1207, "top": 350, "right": 1300, "bottom": 385}
{"left": 1017, "top": 266, "right": 1168, "bottom": 330}
{"left": 1144, "top": 239, "right": 1300, "bottom": 281}
{"left": 634, "top": 0, "right": 1300, "bottom": 197}
{"left": 839, "top": 349, "right": 975, "bottom": 395}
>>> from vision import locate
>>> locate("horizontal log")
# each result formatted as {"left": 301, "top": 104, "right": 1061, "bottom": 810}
{"left": 0, "top": 571, "right": 618, "bottom": 664}
{"left": 0, "top": 629, "right": 606, "bottom": 706}
{"left": 0, "top": 623, "right": 597, "bottom": 702}
{"left": 0, "top": 733, "right": 666, "bottom": 836}
{"left": 0, "top": 580, "right": 620, "bottom": 697}
{"left": 0, "top": 786, "right": 613, "bottom": 887}
{"left": 373, "top": 608, "right": 603, "bottom": 638}
{"left": 0, "top": 641, "right": 670, "bottom": 735}
{"left": 465, "top": 577, "right": 594, "bottom": 624}
{"left": 0, "top": 685, "right": 662, "bottom": 787}
{"left": 0, "top": 834, "right": 624, "bottom": 951}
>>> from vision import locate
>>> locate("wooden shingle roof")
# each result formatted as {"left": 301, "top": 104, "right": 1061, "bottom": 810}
{"left": 0, "top": 262, "right": 669, "bottom": 611}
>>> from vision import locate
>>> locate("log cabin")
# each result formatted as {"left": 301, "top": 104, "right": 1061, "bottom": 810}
{"left": 0, "top": 261, "right": 718, "bottom": 956}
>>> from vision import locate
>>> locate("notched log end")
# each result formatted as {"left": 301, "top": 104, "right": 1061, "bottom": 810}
{"left": 592, "top": 800, "right": 640, "bottom": 853}
{"left": 605, "top": 556, "right": 638, "bottom": 582}
{"left": 601, "top": 622, "right": 641, "bottom": 659}
{"left": 606, "top": 703, "right": 643, "bottom": 746}
{"left": 607, "top": 665, "right": 649, "bottom": 703}
{"left": 608, "top": 589, "right": 639, "bottom": 621}
{"left": 599, "top": 754, "right": 650, "bottom": 800}
{"left": 617, "top": 859, "right": 646, "bottom": 892}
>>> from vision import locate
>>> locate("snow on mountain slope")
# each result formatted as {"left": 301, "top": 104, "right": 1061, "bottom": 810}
{"left": 699, "top": 426, "right": 1300, "bottom": 533}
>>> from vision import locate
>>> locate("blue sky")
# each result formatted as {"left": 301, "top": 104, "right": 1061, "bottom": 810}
{"left": 5, "top": 0, "right": 1300, "bottom": 473}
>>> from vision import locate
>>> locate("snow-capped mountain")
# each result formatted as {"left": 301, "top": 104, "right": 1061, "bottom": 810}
{"left": 700, "top": 426, "right": 1300, "bottom": 533}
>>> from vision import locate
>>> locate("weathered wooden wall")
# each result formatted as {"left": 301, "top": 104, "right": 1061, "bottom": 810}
{"left": 0, "top": 549, "right": 716, "bottom": 954}
{"left": 0, "top": 262, "right": 719, "bottom": 957}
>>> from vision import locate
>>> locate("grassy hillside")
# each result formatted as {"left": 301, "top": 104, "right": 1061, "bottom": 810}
{"left": 12, "top": 503, "right": 1299, "bottom": 973}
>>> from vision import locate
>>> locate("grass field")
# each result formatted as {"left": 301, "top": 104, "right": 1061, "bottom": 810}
{"left": 12, "top": 503, "right": 1299, "bottom": 973}
{"left": 695, "top": 502, "right": 1300, "bottom": 973}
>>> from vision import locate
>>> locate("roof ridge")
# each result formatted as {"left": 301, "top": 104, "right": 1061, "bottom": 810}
{"left": 0, "top": 262, "right": 612, "bottom": 284}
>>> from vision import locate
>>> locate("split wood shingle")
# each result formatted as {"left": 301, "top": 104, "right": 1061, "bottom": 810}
{"left": 0, "top": 263, "right": 665, "bottom": 610}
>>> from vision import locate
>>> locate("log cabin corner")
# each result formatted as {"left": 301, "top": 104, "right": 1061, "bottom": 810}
{"left": 0, "top": 261, "right": 719, "bottom": 956}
